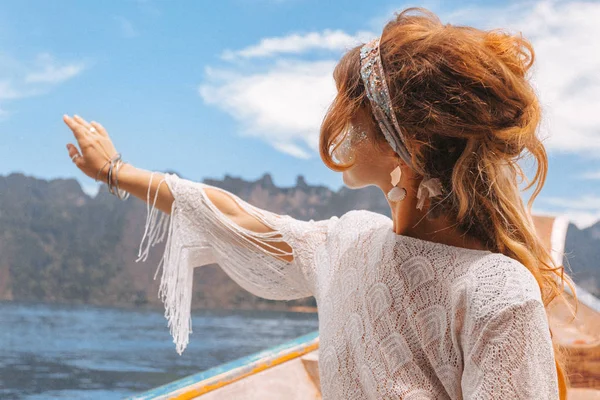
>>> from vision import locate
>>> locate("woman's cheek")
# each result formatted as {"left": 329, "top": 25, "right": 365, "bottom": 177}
{"left": 332, "top": 135, "right": 355, "bottom": 164}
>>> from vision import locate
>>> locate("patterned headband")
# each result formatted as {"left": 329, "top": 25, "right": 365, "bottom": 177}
{"left": 359, "top": 36, "right": 443, "bottom": 210}
{"left": 359, "top": 37, "right": 413, "bottom": 166}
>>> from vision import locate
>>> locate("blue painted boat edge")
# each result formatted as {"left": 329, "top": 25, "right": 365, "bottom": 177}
{"left": 124, "top": 330, "right": 319, "bottom": 400}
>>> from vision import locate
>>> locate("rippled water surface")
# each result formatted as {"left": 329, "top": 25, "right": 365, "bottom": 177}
{"left": 0, "top": 301, "right": 319, "bottom": 399}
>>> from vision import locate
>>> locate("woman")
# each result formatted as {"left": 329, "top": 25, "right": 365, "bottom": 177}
{"left": 63, "top": 7, "right": 576, "bottom": 399}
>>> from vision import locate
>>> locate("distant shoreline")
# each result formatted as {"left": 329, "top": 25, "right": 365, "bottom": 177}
{"left": 0, "top": 299, "right": 319, "bottom": 314}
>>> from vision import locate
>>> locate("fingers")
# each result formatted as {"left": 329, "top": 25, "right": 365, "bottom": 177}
{"left": 73, "top": 114, "right": 91, "bottom": 128}
{"left": 72, "top": 115, "right": 101, "bottom": 136}
{"left": 90, "top": 120, "right": 108, "bottom": 137}
{"left": 63, "top": 114, "right": 89, "bottom": 142}
{"left": 66, "top": 143, "right": 83, "bottom": 167}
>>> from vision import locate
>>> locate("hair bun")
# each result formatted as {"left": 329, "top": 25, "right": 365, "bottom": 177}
{"left": 483, "top": 29, "right": 535, "bottom": 78}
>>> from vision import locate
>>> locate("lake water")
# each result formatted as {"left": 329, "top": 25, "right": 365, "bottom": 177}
{"left": 0, "top": 301, "right": 319, "bottom": 399}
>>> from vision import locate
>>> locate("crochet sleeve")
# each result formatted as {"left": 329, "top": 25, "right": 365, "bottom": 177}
{"left": 135, "top": 172, "right": 338, "bottom": 354}
{"left": 461, "top": 298, "right": 560, "bottom": 399}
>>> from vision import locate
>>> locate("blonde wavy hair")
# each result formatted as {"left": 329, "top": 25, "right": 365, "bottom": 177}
{"left": 320, "top": 7, "right": 579, "bottom": 398}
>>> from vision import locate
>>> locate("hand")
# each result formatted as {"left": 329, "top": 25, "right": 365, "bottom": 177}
{"left": 64, "top": 114, "right": 120, "bottom": 182}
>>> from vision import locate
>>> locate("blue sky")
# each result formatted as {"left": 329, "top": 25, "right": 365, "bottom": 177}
{"left": 1, "top": 0, "right": 599, "bottom": 228}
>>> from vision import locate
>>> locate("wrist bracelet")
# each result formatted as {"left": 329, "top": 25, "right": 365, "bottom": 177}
{"left": 97, "top": 153, "right": 130, "bottom": 201}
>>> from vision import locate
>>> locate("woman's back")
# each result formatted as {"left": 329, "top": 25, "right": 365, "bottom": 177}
{"left": 314, "top": 209, "right": 558, "bottom": 399}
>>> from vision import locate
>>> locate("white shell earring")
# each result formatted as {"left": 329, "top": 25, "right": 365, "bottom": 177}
{"left": 387, "top": 165, "right": 407, "bottom": 202}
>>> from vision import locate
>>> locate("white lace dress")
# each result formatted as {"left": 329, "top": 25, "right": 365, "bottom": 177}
{"left": 137, "top": 172, "right": 559, "bottom": 400}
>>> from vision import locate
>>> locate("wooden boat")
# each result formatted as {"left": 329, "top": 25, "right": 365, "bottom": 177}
{"left": 127, "top": 214, "right": 600, "bottom": 399}
{"left": 126, "top": 330, "right": 321, "bottom": 400}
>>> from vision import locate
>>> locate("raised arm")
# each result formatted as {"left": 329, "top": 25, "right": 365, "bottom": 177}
{"left": 135, "top": 172, "right": 339, "bottom": 354}
{"left": 114, "top": 164, "right": 295, "bottom": 263}
{"left": 63, "top": 114, "right": 337, "bottom": 354}
{"left": 63, "top": 114, "right": 292, "bottom": 262}
{"left": 114, "top": 166, "right": 330, "bottom": 354}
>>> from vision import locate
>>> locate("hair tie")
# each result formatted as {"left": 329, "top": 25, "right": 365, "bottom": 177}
{"left": 416, "top": 178, "right": 443, "bottom": 210}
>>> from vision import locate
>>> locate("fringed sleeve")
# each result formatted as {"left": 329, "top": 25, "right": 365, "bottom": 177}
{"left": 135, "top": 171, "right": 339, "bottom": 355}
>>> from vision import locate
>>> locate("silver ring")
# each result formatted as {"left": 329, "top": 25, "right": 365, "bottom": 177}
{"left": 71, "top": 154, "right": 80, "bottom": 162}
{"left": 89, "top": 126, "right": 97, "bottom": 133}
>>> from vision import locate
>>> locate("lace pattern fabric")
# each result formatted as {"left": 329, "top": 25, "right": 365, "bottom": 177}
{"left": 136, "top": 172, "right": 338, "bottom": 354}
{"left": 137, "top": 172, "right": 559, "bottom": 399}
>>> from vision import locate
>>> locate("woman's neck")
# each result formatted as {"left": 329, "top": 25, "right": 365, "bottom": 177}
{"left": 391, "top": 204, "right": 490, "bottom": 252}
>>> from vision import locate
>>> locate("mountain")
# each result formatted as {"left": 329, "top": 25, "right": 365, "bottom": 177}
{"left": 0, "top": 171, "right": 389, "bottom": 312}
{"left": 564, "top": 220, "right": 600, "bottom": 296}
{"left": 0, "top": 171, "right": 598, "bottom": 312}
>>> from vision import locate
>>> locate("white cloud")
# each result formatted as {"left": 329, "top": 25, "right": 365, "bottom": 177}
{"left": 447, "top": 0, "right": 600, "bottom": 156}
{"left": 199, "top": 59, "right": 341, "bottom": 159}
{"left": 536, "top": 194, "right": 600, "bottom": 229}
{"left": 580, "top": 170, "right": 600, "bottom": 180}
{"left": 516, "top": 1, "right": 600, "bottom": 156}
{"left": 534, "top": 208, "right": 600, "bottom": 230}
{"left": 199, "top": 0, "right": 600, "bottom": 159}
{"left": 541, "top": 195, "right": 600, "bottom": 210}
{"left": 564, "top": 212, "right": 600, "bottom": 230}
{"left": 0, "top": 79, "right": 33, "bottom": 100}
{"left": 25, "top": 53, "right": 86, "bottom": 84}
{"left": 0, "top": 52, "right": 86, "bottom": 120}
{"left": 114, "top": 16, "right": 139, "bottom": 38}
{"left": 220, "top": 29, "right": 374, "bottom": 61}
{"left": 199, "top": 28, "right": 376, "bottom": 158}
